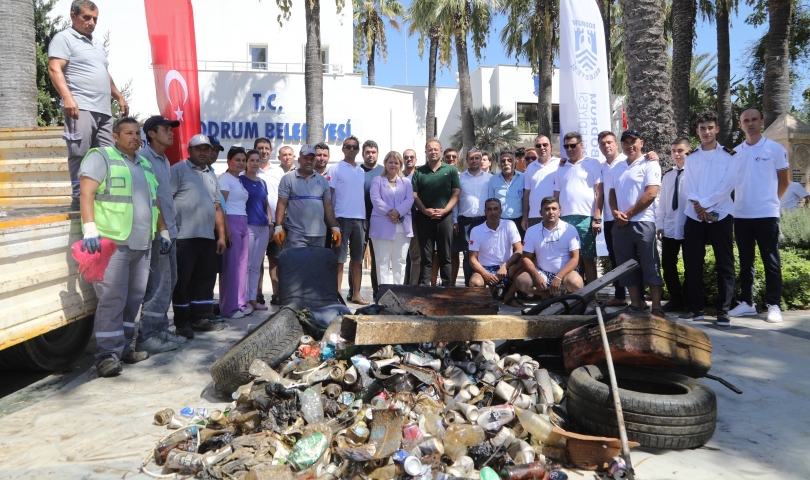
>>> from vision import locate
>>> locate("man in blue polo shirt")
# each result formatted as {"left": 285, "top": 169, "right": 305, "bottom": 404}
{"left": 489, "top": 151, "right": 525, "bottom": 238}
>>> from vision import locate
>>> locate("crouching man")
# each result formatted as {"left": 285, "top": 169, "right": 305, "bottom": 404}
{"left": 510, "top": 196, "right": 583, "bottom": 303}
{"left": 468, "top": 198, "right": 523, "bottom": 291}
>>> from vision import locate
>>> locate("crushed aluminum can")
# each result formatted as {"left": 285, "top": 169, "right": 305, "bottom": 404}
{"left": 287, "top": 431, "right": 328, "bottom": 470}
{"left": 393, "top": 449, "right": 422, "bottom": 476}
{"left": 608, "top": 456, "right": 628, "bottom": 479}
{"left": 339, "top": 392, "right": 355, "bottom": 406}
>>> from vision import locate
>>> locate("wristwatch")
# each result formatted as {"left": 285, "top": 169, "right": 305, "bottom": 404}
{"left": 593, "top": 218, "right": 602, "bottom": 224}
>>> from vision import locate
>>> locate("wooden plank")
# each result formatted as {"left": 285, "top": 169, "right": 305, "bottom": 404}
{"left": 341, "top": 314, "right": 594, "bottom": 345}
{"left": 374, "top": 284, "right": 499, "bottom": 315}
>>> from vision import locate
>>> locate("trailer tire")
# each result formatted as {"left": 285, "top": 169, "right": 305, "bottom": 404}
{"left": 566, "top": 365, "right": 717, "bottom": 449}
{"left": 0, "top": 316, "right": 94, "bottom": 371}
{"left": 210, "top": 307, "right": 304, "bottom": 394}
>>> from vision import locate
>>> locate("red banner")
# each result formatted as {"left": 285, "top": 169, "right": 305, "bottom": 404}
{"left": 144, "top": 0, "right": 200, "bottom": 164}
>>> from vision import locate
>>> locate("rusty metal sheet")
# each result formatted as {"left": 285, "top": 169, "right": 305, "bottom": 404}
{"left": 375, "top": 284, "right": 499, "bottom": 315}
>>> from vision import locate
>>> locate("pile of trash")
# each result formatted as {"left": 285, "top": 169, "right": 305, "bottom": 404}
{"left": 143, "top": 333, "right": 594, "bottom": 479}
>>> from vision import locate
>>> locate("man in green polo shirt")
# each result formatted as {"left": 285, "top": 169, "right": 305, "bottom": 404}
{"left": 412, "top": 139, "right": 461, "bottom": 285}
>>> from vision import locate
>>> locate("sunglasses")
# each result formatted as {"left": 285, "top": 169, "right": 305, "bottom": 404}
{"left": 535, "top": 143, "right": 550, "bottom": 148}
{"left": 403, "top": 155, "right": 416, "bottom": 160}
{"left": 228, "top": 146, "right": 246, "bottom": 154}
{"left": 563, "top": 143, "right": 580, "bottom": 150}
{"left": 343, "top": 144, "right": 360, "bottom": 150}
{"left": 525, "top": 156, "right": 538, "bottom": 160}
{"left": 444, "top": 154, "right": 458, "bottom": 159}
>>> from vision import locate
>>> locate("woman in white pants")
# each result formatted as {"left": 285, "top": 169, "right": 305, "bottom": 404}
{"left": 239, "top": 149, "right": 272, "bottom": 311}
{"left": 370, "top": 151, "right": 414, "bottom": 284}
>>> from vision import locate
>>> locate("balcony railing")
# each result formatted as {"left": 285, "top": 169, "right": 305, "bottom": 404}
{"left": 194, "top": 60, "right": 344, "bottom": 74}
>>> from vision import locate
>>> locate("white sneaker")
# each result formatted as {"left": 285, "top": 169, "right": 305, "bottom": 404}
{"left": 243, "top": 307, "right": 254, "bottom": 315}
{"left": 766, "top": 304, "right": 783, "bottom": 323}
{"left": 227, "top": 311, "right": 245, "bottom": 319}
{"left": 729, "top": 302, "right": 757, "bottom": 317}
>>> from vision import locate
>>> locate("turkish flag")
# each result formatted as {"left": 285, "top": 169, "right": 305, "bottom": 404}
{"left": 144, "top": 0, "right": 200, "bottom": 164}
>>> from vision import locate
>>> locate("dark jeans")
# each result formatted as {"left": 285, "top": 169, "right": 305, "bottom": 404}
{"left": 172, "top": 238, "right": 218, "bottom": 325}
{"left": 604, "top": 220, "right": 627, "bottom": 300}
{"left": 684, "top": 215, "right": 735, "bottom": 313}
{"left": 735, "top": 217, "right": 782, "bottom": 306}
{"left": 415, "top": 211, "right": 454, "bottom": 286}
{"left": 661, "top": 236, "right": 686, "bottom": 305}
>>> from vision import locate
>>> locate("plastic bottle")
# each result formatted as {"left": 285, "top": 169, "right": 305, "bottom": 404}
{"left": 443, "top": 424, "right": 486, "bottom": 447}
{"left": 165, "top": 445, "right": 232, "bottom": 473}
{"left": 479, "top": 466, "right": 501, "bottom": 480}
{"left": 514, "top": 407, "right": 565, "bottom": 447}
{"left": 422, "top": 412, "right": 446, "bottom": 439}
{"left": 477, "top": 404, "right": 515, "bottom": 430}
{"left": 502, "top": 461, "right": 547, "bottom": 480}
{"left": 299, "top": 387, "right": 325, "bottom": 424}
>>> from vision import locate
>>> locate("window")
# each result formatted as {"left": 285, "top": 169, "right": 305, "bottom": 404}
{"left": 321, "top": 48, "right": 330, "bottom": 73}
{"left": 250, "top": 45, "right": 267, "bottom": 70}
{"left": 516, "top": 103, "right": 560, "bottom": 134}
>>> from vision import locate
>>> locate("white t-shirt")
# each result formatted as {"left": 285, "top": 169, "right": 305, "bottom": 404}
{"left": 733, "top": 137, "right": 791, "bottom": 219}
{"left": 524, "top": 159, "right": 560, "bottom": 218}
{"left": 523, "top": 220, "right": 581, "bottom": 273}
{"left": 257, "top": 164, "right": 285, "bottom": 222}
{"left": 553, "top": 157, "right": 602, "bottom": 217}
{"left": 681, "top": 144, "right": 736, "bottom": 222}
{"left": 469, "top": 220, "right": 521, "bottom": 267}
{"left": 600, "top": 154, "right": 627, "bottom": 222}
{"left": 327, "top": 160, "right": 366, "bottom": 219}
{"left": 609, "top": 156, "right": 661, "bottom": 223}
{"left": 218, "top": 172, "right": 249, "bottom": 216}
{"left": 781, "top": 182, "right": 810, "bottom": 211}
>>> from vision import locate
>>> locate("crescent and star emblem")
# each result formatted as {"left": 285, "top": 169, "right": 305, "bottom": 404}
{"left": 163, "top": 70, "right": 189, "bottom": 122}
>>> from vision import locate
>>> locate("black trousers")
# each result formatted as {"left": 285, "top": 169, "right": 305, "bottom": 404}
{"left": 661, "top": 236, "right": 686, "bottom": 305}
{"left": 415, "top": 211, "right": 454, "bottom": 286}
{"left": 735, "top": 217, "right": 782, "bottom": 306}
{"left": 456, "top": 215, "right": 486, "bottom": 286}
{"left": 348, "top": 220, "right": 378, "bottom": 300}
{"left": 173, "top": 238, "right": 217, "bottom": 325}
{"left": 604, "top": 221, "right": 627, "bottom": 300}
{"left": 684, "top": 216, "right": 735, "bottom": 313}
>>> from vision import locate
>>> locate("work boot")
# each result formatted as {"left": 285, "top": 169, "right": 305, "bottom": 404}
{"left": 97, "top": 355, "right": 122, "bottom": 377}
{"left": 121, "top": 350, "right": 150, "bottom": 364}
{"left": 158, "top": 330, "right": 188, "bottom": 344}
{"left": 136, "top": 336, "right": 179, "bottom": 354}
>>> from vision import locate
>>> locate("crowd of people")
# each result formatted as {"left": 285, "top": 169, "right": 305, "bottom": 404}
{"left": 51, "top": 1, "right": 802, "bottom": 378}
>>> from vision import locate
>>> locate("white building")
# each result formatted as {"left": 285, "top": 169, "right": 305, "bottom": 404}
{"left": 53, "top": 0, "right": 563, "bottom": 165}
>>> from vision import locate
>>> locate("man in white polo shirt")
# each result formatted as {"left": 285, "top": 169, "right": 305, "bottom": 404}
{"left": 522, "top": 135, "right": 559, "bottom": 231}
{"left": 468, "top": 198, "right": 523, "bottom": 289}
{"left": 327, "top": 136, "right": 368, "bottom": 304}
{"left": 608, "top": 129, "right": 664, "bottom": 316}
{"left": 513, "top": 196, "right": 584, "bottom": 301}
{"left": 728, "top": 108, "right": 791, "bottom": 323}
{"left": 554, "top": 132, "right": 603, "bottom": 285}
{"left": 454, "top": 148, "right": 492, "bottom": 285}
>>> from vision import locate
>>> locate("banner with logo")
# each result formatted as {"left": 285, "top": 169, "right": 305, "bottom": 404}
{"left": 558, "top": 0, "right": 611, "bottom": 161}
{"left": 144, "top": 0, "right": 200, "bottom": 164}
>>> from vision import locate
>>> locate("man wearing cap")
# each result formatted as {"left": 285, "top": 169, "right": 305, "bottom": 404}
{"left": 522, "top": 135, "right": 559, "bottom": 231}
{"left": 489, "top": 151, "right": 525, "bottom": 238}
{"left": 553, "top": 132, "right": 603, "bottom": 285}
{"left": 274, "top": 145, "right": 341, "bottom": 248}
{"left": 135, "top": 116, "right": 188, "bottom": 355}
{"left": 171, "top": 134, "right": 228, "bottom": 338}
{"left": 49, "top": 0, "right": 130, "bottom": 210}
{"left": 608, "top": 130, "right": 664, "bottom": 316}
{"left": 326, "top": 136, "right": 368, "bottom": 303}
{"left": 78, "top": 117, "right": 172, "bottom": 377}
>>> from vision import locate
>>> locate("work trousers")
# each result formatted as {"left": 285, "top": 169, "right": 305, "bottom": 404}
{"left": 137, "top": 238, "right": 177, "bottom": 343}
{"left": 603, "top": 221, "right": 627, "bottom": 300}
{"left": 93, "top": 245, "right": 150, "bottom": 364}
{"left": 373, "top": 231, "right": 410, "bottom": 285}
{"left": 661, "top": 236, "right": 686, "bottom": 306}
{"left": 220, "top": 215, "right": 249, "bottom": 317}
{"left": 247, "top": 224, "right": 270, "bottom": 302}
{"left": 415, "top": 211, "right": 454, "bottom": 286}
{"left": 684, "top": 215, "right": 735, "bottom": 313}
{"left": 735, "top": 217, "right": 782, "bottom": 306}
{"left": 173, "top": 238, "right": 217, "bottom": 325}
{"left": 63, "top": 109, "right": 113, "bottom": 199}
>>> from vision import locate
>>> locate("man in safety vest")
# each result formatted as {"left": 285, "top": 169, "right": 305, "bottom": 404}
{"left": 78, "top": 117, "right": 172, "bottom": 378}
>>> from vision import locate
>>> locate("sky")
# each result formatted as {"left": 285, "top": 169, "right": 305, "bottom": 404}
{"left": 368, "top": 2, "right": 766, "bottom": 92}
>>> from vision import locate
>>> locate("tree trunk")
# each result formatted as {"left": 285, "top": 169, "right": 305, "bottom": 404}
{"left": 304, "top": 0, "right": 324, "bottom": 143}
{"left": 763, "top": 0, "right": 792, "bottom": 128}
{"left": 367, "top": 41, "right": 376, "bottom": 86}
{"left": 0, "top": 0, "right": 37, "bottom": 127}
{"left": 426, "top": 28, "right": 439, "bottom": 140}
{"left": 454, "top": 28, "right": 475, "bottom": 154}
{"left": 715, "top": 1, "right": 733, "bottom": 146}
{"left": 671, "top": 0, "right": 697, "bottom": 137}
{"left": 622, "top": 0, "right": 676, "bottom": 168}
{"left": 598, "top": 0, "right": 612, "bottom": 89}
{"left": 537, "top": 0, "right": 554, "bottom": 136}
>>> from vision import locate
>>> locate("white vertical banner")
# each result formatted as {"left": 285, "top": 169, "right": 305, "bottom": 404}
{"left": 558, "top": 0, "right": 612, "bottom": 161}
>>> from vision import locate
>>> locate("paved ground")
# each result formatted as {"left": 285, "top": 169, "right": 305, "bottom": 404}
{"left": 0, "top": 266, "right": 808, "bottom": 479}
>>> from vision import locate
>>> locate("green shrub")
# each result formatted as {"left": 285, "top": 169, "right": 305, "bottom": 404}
{"left": 780, "top": 208, "right": 810, "bottom": 249}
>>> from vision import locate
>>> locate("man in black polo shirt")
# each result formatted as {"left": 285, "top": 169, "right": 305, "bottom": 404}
{"left": 412, "top": 139, "right": 461, "bottom": 286}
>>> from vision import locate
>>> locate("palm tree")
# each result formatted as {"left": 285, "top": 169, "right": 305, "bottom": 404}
{"left": 622, "top": 0, "right": 676, "bottom": 166}
{"left": 763, "top": 0, "right": 793, "bottom": 127}
{"left": 354, "top": 0, "right": 404, "bottom": 86}
{"left": 449, "top": 105, "right": 521, "bottom": 156}
{"left": 501, "top": 0, "right": 558, "bottom": 137}
{"left": 715, "top": 0, "right": 738, "bottom": 146}
{"left": 0, "top": 0, "right": 37, "bottom": 127}
{"left": 671, "top": 0, "right": 714, "bottom": 137}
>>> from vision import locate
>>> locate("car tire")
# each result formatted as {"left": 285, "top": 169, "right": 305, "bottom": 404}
{"left": 0, "top": 316, "right": 93, "bottom": 371}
